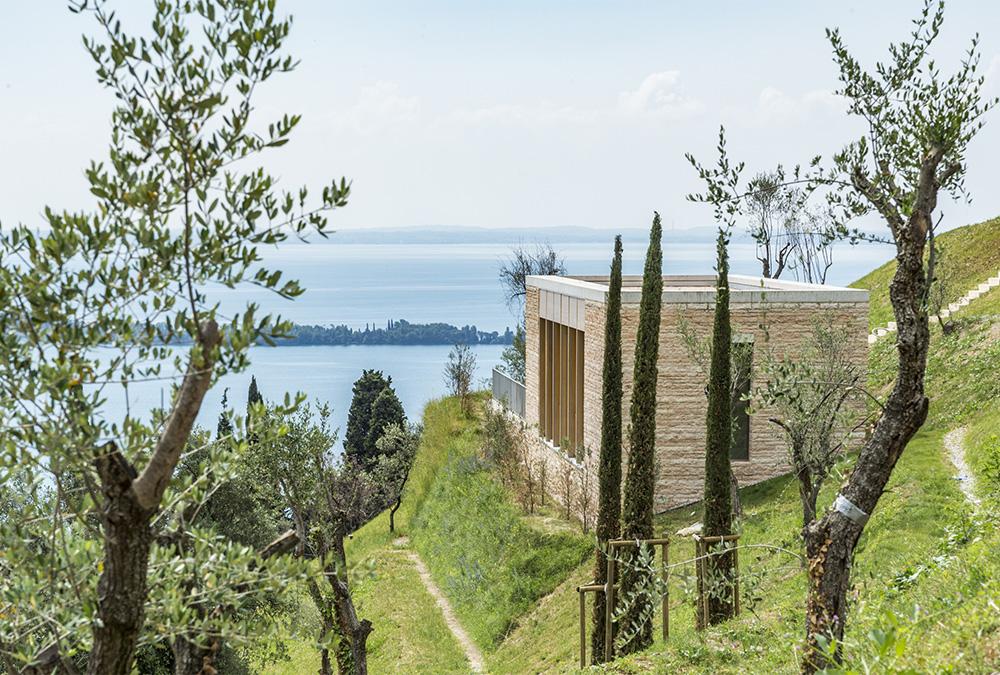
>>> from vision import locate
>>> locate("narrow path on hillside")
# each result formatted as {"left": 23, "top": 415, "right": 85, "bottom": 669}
{"left": 944, "top": 427, "right": 980, "bottom": 506}
{"left": 391, "top": 537, "right": 486, "bottom": 673}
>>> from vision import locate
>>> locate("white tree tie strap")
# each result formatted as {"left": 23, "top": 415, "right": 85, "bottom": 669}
{"left": 833, "top": 494, "right": 869, "bottom": 526}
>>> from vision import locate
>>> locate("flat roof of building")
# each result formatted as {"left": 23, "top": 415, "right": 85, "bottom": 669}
{"left": 526, "top": 274, "right": 869, "bottom": 305}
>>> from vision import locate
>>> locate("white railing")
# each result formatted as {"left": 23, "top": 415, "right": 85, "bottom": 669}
{"left": 491, "top": 368, "right": 525, "bottom": 418}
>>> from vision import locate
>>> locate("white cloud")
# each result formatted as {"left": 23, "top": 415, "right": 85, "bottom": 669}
{"left": 449, "top": 102, "right": 598, "bottom": 127}
{"left": 617, "top": 70, "right": 703, "bottom": 119}
{"left": 756, "top": 86, "right": 844, "bottom": 124}
{"left": 333, "top": 81, "right": 420, "bottom": 134}
{"left": 447, "top": 71, "right": 701, "bottom": 128}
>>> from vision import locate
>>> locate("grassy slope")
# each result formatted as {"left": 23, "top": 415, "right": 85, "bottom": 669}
{"left": 851, "top": 215, "right": 1000, "bottom": 331}
{"left": 282, "top": 394, "right": 593, "bottom": 672}
{"left": 277, "top": 217, "right": 1000, "bottom": 673}
{"left": 495, "top": 217, "right": 1000, "bottom": 673}
{"left": 493, "top": 430, "right": 963, "bottom": 674}
{"left": 410, "top": 440, "right": 592, "bottom": 649}
{"left": 274, "top": 396, "right": 477, "bottom": 674}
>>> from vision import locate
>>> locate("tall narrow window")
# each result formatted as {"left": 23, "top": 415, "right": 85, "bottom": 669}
{"left": 730, "top": 340, "right": 753, "bottom": 461}
{"left": 538, "top": 318, "right": 584, "bottom": 456}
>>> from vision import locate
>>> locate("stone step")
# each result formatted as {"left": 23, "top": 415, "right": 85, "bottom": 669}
{"left": 887, "top": 321, "right": 897, "bottom": 331}
{"left": 959, "top": 297, "right": 971, "bottom": 306}
{"left": 949, "top": 302, "right": 961, "bottom": 312}
{"left": 968, "top": 290, "right": 981, "bottom": 300}
{"left": 979, "top": 283, "right": 991, "bottom": 293}
{"left": 939, "top": 309, "right": 951, "bottom": 318}
{"left": 988, "top": 277, "right": 1000, "bottom": 286}
{"left": 868, "top": 334, "right": 878, "bottom": 345}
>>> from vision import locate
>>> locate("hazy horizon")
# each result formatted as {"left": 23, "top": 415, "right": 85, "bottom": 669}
{"left": 3, "top": 1, "right": 998, "bottom": 236}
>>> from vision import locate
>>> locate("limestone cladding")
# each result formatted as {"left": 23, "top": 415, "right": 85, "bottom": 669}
{"left": 524, "top": 286, "right": 869, "bottom": 514}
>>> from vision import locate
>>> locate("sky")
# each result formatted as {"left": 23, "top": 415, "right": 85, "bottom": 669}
{"left": 2, "top": 1, "right": 999, "bottom": 235}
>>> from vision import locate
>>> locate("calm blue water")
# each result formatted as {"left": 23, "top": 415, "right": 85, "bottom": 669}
{"left": 97, "top": 231, "right": 894, "bottom": 443}
{"left": 209, "top": 235, "right": 895, "bottom": 333}
{"left": 98, "top": 344, "right": 506, "bottom": 445}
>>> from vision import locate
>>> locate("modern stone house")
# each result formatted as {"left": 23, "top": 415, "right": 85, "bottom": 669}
{"left": 508, "top": 273, "right": 869, "bottom": 513}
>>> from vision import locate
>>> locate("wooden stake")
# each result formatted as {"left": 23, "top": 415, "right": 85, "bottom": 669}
{"left": 604, "top": 553, "right": 615, "bottom": 662}
{"left": 661, "top": 540, "right": 669, "bottom": 641}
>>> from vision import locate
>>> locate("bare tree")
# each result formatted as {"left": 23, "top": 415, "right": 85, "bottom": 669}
{"left": 499, "top": 242, "right": 567, "bottom": 314}
{"left": 576, "top": 448, "right": 595, "bottom": 534}
{"left": 788, "top": 207, "right": 838, "bottom": 285}
{"left": 745, "top": 168, "right": 804, "bottom": 279}
{"left": 445, "top": 343, "right": 477, "bottom": 415}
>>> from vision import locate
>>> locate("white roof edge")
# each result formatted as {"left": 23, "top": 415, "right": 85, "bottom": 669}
{"left": 527, "top": 274, "right": 869, "bottom": 304}
{"left": 527, "top": 275, "right": 608, "bottom": 302}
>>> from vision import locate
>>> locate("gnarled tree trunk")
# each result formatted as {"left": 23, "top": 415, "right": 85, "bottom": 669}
{"left": 88, "top": 323, "right": 219, "bottom": 675}
{"left": 801, "top": 209, "right": 931, "bottom": 673}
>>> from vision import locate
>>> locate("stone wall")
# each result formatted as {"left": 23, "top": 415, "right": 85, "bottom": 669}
{"left": 524, "top": 285, "right": 869, "bottom": 514}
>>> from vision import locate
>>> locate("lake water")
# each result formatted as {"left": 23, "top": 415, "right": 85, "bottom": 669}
{"left": 98, "top": 229, "right": 895, "bottom": 444}
{"left": 99, "top": 344, "right": 506, "bottom": 444}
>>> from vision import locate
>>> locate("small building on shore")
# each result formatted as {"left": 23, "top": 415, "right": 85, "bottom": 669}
{"left": 493, "top": 274, "right": 869, "bottom": 514}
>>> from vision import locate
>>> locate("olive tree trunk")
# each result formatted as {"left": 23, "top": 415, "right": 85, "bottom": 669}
{"left": 801, "top": 203, "right": 932, "bottom": 673}
{"left": 89, "top": 324, "right": 220, "bottom": 675}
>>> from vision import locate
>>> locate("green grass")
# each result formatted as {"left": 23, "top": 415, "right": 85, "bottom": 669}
{"left": 279, "top": 394, "right": 593, "bottom": 670}
{"left": 852, "top": 215, "right": 1000, "bottom": 330}
{"left": 411, "top": 444, "right": 592, "bottom": 649}
{"left": 274, "top": 217, "right": 1000, "bottom": 673}
{"left": 487, "top": 217, "right": 1000, "bottom": 673}
{"left": 272, "top": 396, "right": 486, "bottom": 673}
{"left": 867, "top": 315, "right": 1000, "bottom": 431}
{"left": 352, "top": 549, "right": 471, "bottom": 673}
{"left": 487, "top": 427, "right": 963, "bottom": 674}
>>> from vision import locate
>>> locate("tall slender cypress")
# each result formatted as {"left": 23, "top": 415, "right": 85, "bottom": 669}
{"left": 618, "top": 213, "right": 663, "bottom": 655}
{"left": 246, "top": 376, "right": 264, "bottom": 448}
{"left": 591, "top": 235, "right": 624, "bottom": 663}
{"left": 702, "top": 228, "right": 736, "bottom": 624}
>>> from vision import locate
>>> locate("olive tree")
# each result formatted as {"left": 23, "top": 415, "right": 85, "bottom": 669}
{"left": 801, "top": 3, "right": 994, "bottom": 668}
{"left": 251, "top": 403, "right": 381, "bottom": 675}
{"left": 688, "top": 2, "right": 995, "bottom": 669}
{"left": 0, "top": 1, "right": 348, "bottom": 672}
{"left": 756, "top": 319, "right": 867, "bottom": 529}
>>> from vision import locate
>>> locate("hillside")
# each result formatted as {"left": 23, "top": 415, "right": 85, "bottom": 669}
{"left": 281, "top": 217, "right": 1000, "bottom": 673}
{"left": 852, "top": 215, "right": 1000, "bottom": 331}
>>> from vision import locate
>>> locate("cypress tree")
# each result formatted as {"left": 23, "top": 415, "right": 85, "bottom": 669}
{"left": 618, "top": 213, "right": 663, "bottom": 655}
{"left": 365, "top": 386, "right": 406, "bottom": 464}
{"left": 216, "top": 388, "right": 234, "bottom": 440}
{"left": 591, "top": 235, "right": 624, "bottom": 663}
{"left": 247, "top": 375, "right": 263, "bottom": 409}
{"left": 702, "top": 228, "right": 736, "bottom": 624}
{"left": 246, "top": 376, "right": 264, "bottom": 448}
{"left": 345, "top": 369, "right": 392, "bottom": 464}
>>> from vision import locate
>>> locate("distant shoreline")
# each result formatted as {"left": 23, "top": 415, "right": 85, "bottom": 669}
{"left": 157, "top": 319, "right": 515, "bottom": 347}
{"left": 279, "top": 319, "right": 514, "bottom": 346}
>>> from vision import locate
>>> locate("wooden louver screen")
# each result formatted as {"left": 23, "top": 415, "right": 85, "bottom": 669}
{"left": 538, "top": 318, "right": 584, "bottom": 456}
